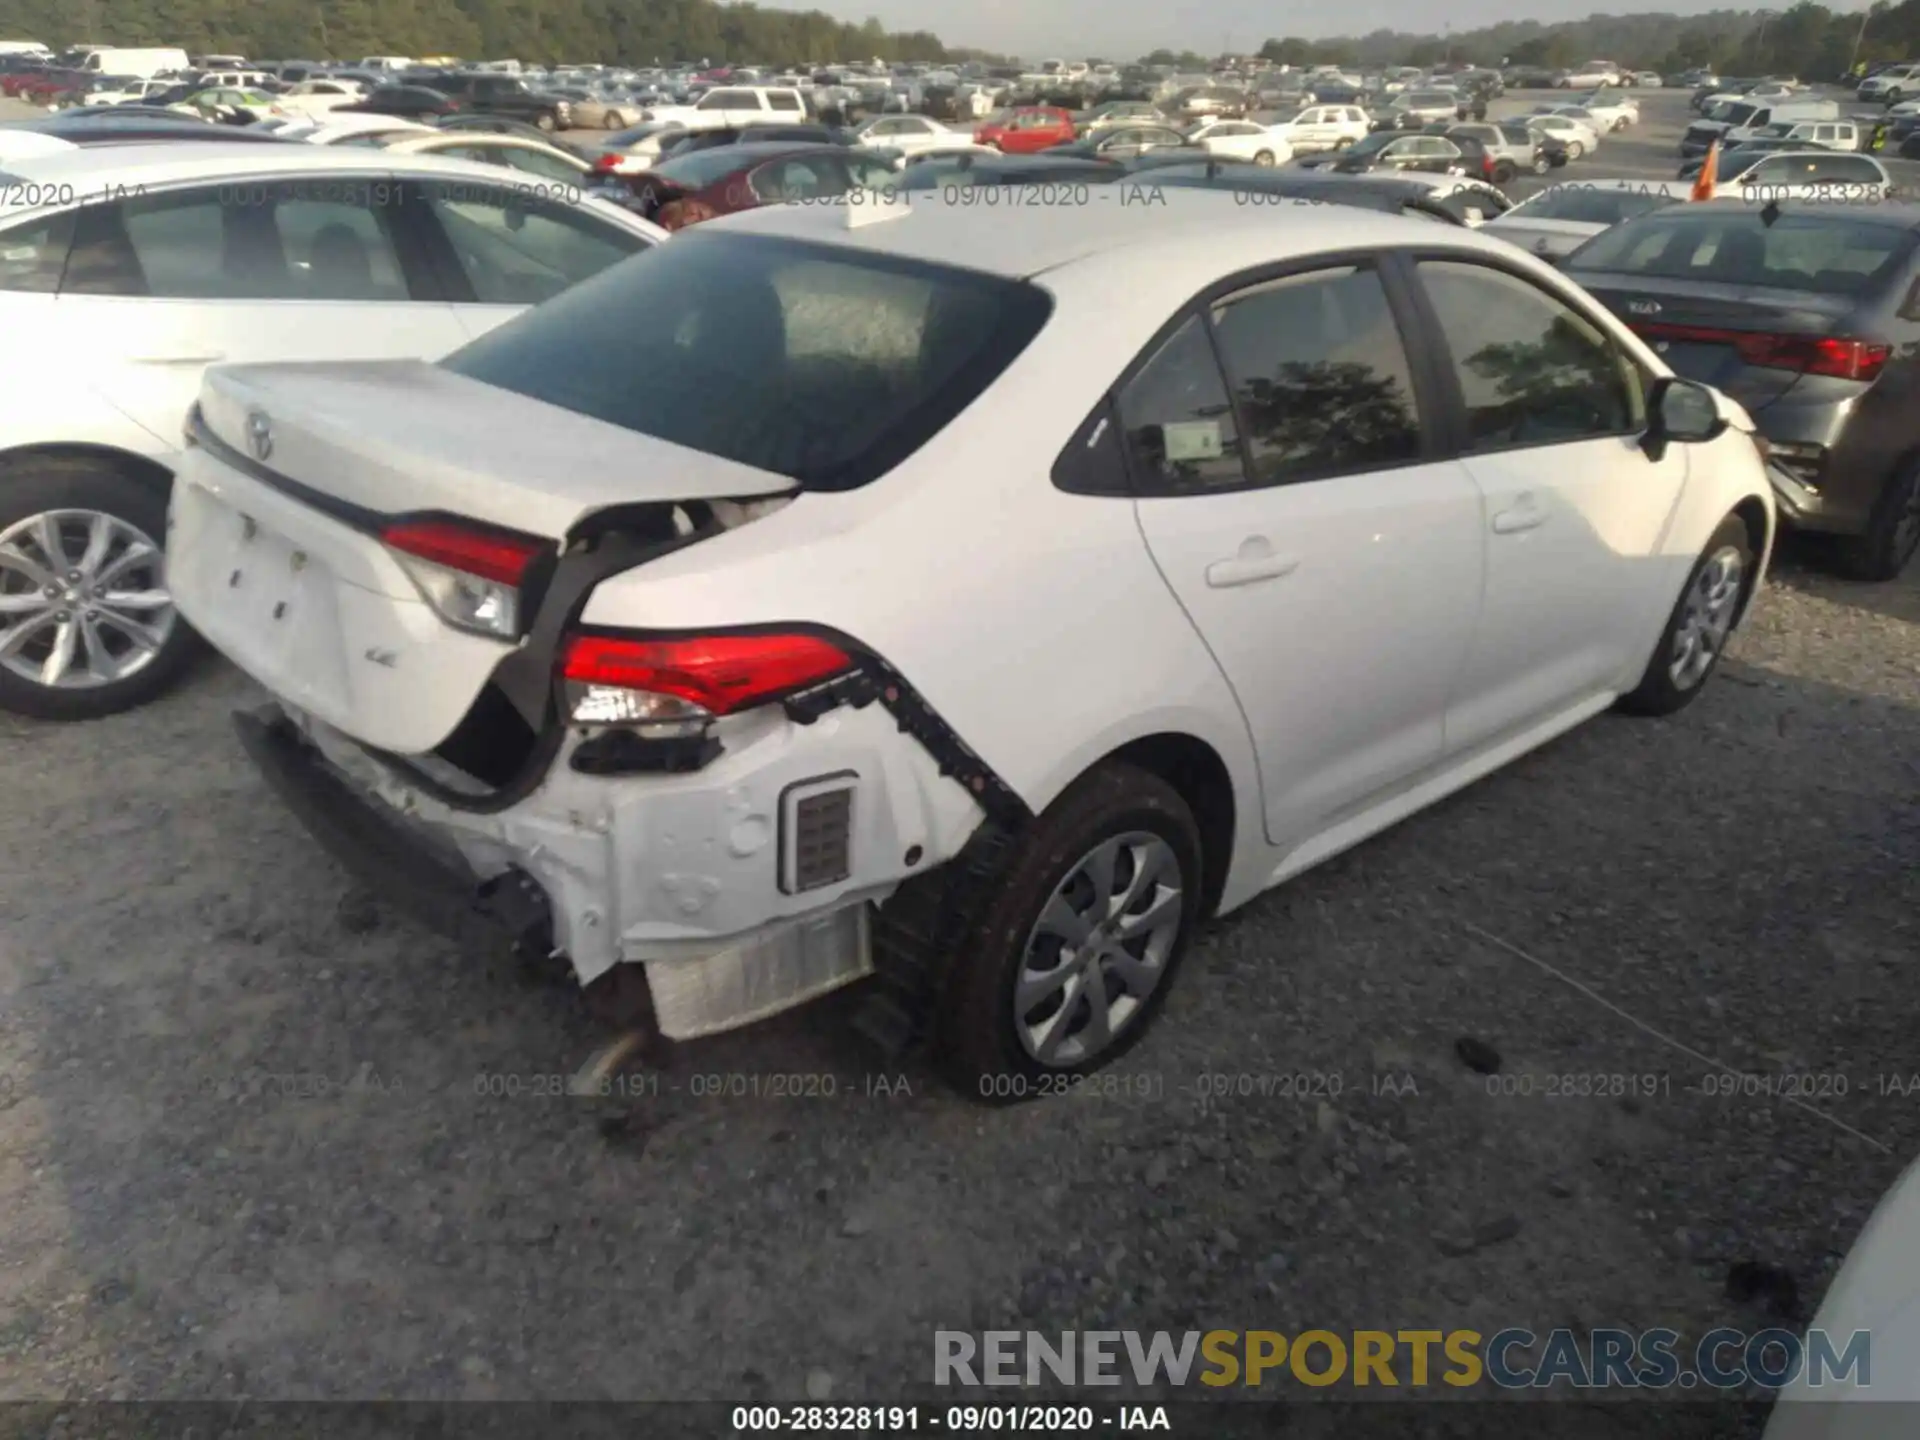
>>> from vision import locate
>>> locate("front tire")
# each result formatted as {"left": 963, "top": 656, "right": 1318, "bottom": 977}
{"left": 1253, "top": 149, "right": 1275, "bottom": 165}
{"left": 1567, "top": 139, "right": 1586, "bottom": 159}
{"left": 604, "top": 111, "right": 623, "bottom": 129}
{"left": 1834, "top": 455, "right": 1920, "bottom": 581}
{"left": 536, "top": 111, "right": 557, "bottom": 131}
{"left": 935, "top": 762, "right": 1203, "bottom": 1102}
{"left": 0, "top": 459, "right": 201, "bottom": 721}
{"left": 1617, "top": 515, "right": 1754, "bottom": 716}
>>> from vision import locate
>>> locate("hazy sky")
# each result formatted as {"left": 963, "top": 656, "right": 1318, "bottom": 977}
{"left": 797, "top": 0, "right": 1867, "bottom": 61}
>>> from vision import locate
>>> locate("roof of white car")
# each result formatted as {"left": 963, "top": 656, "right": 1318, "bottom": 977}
{"left": 705, "top": 187, "right": 1501, "bottom": 280}
{"left": 0, "top": 140, "right": 542, "bottom": 191}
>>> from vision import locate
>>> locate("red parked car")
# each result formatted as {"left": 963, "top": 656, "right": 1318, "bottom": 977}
{"left": 974, "top": 106, "right": 1077, "bottom": 153}
{"left": 2, "top": 67, "right": 75, "bottom": 100}
{"left": 17, "top": 72, "right": 84, "bottom": 106}
{"left": 628, "top": 141, "right": 898, "bottom": 231}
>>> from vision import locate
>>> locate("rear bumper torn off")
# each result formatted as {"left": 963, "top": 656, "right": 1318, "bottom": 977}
{"left": 231, "top": 702, "right": 876, "bottom": 1039}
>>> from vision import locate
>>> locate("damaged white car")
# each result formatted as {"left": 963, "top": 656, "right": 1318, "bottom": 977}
{"left": 168, "top": 194, "right": 1776, "bottom": 1095}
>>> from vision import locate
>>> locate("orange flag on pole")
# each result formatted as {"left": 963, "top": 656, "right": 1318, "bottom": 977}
{"left": 1692, "top": 139, "right": 1719, "bottom": 201}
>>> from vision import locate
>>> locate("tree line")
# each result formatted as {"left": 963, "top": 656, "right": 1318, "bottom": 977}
{"left": 0, "top": 0, "right": 964, "bottom": 66}
{"left": 1251, "top": 2, "right": 1916, "bottom": 83}
{"left": 2, "top": 0, "right": 1908, "bottom": 80}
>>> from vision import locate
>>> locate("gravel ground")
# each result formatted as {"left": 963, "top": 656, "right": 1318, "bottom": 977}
{"left": 1, "top": 86, "right": 1918, "bottom": 1432}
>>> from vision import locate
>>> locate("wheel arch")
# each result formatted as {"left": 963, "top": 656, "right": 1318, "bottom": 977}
{"left": 1730, "top": 492, "right": 1774, "bottom": 625}
{"left": 1083, "top": 730, "right": 1239, "bottom": 920}
{"left": 0, "top": 442, "right": 175, "bottom": 496}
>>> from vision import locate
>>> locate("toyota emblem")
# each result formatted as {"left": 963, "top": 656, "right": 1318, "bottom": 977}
{"left": 246, "top": 409, "right": 273, "bottom": 462}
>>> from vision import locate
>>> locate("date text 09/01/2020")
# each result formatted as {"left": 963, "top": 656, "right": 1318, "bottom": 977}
{"left": 729, "top": 1404, "right": 1170, "bottom": 1431}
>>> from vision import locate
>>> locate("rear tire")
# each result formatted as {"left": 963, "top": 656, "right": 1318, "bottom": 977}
{"left": 935, "top": 762, "right": 1203, "bottom": 1102}
{"left": 1834, "top": 455, "right": 1920, "bottom": 581}
{"left": 1617, "top": 515, "right": 1754, "bottom": 717}
{"left": 604, "top": 112, "right": 623, "bottom": 129}
{"left": 536, "top": 111, "right": 556, "bottom": 131}
{"left": 1253, "top": 149, "right": 1274, "bottom": 165}
{"left": 0, "top": 459, "right": 202, "bottom": 721}
{"left": 1567, "top": 139, "right": 1586, "bottom": 159}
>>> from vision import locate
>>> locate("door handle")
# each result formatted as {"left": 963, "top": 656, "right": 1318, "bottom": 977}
{"left": 1205, "top": 539, "right": 1299, "bottom": 588}
{"left": 1491, "top": 499, "right": 1546, "bottom": 534}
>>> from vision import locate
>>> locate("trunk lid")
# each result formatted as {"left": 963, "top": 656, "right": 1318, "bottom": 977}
{"left": 173, "top": 361, "right": 794, "bottom": 756}
{"left": 1570, "top": 272, "right": 1867, "bottom": 411}
{"left": 199, "top": 360, "right": 794, "bottom": 536}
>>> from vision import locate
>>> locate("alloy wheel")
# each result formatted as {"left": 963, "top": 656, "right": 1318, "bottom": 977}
{"left": 1668, "top": 545, "right": 1744, "bottom": 690}
{"left": 0, "top": 509, "right": 176, "bottom": 691}
{"left": 1014, "top": 831, "right": 1183, "bottom": 1067}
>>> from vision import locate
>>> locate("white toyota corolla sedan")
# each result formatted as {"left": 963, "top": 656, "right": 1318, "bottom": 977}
{"left": 164, "top": 191, "right": 1776, "bottom": 1095}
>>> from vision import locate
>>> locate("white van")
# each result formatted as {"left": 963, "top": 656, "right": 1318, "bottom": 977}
{"left": 1681, "top": 96, "right": 1839, "bottom": 154}
{"left": 358, "top": 56, "right": 413, "bottom": 72}
{"left": 77, "top": 47, "right": 190, "bottom": 77}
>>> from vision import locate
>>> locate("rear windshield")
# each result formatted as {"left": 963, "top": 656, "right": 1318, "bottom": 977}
{"left": 1509, "top": 186, "right": 1681, "bottom": 224}
{"left": 439, "top": 231, "right": 1053, "bottom": 490}
{"left": 1570, "top": 210, "right": 1915, "bottom": 294}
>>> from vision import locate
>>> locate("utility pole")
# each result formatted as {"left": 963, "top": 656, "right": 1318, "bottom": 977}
{"left": 1848, "top": 6, "right": 1872, "bottom": 75}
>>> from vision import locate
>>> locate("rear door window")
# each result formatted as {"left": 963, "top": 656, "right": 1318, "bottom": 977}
{"left": 61, "top": 182, "right": 413, "bottom": 300}
{"left": 1205, "top": 265, "right": 1423, "bottom": 484}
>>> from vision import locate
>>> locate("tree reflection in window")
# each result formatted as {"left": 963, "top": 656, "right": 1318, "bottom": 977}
{"left": 1418, "top": 260, "right": 1640, "bottom": 450}
{"left": 1208, "top": 266, "right": 1422, "bottom": 484}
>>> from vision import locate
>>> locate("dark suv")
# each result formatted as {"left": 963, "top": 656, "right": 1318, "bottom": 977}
{"left": 430, "top": 72, "right": 574, "bottom": 131}
{"left": 1567, "top": 199, "right": 1920, "bottom": 579}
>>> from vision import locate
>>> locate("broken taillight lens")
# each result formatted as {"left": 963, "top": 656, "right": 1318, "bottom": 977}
{"left": 382, "top": 518, "right": 547, "bottom": 639}
{"left": 557, "top": 631, "right": 852, "bottom": 735}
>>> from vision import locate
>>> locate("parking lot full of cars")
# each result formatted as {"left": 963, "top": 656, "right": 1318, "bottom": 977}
{"left": 0, "top": 42, "right": 1918, "bottom": 1433}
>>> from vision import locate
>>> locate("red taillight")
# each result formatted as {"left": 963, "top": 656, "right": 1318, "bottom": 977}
{"left": 594, "top": 152, "right": 620, "bottom": 170}
{"left": 381, "top": 518, "right": 544, "bottom": 584}
{"left": 1481, "top": 153, "right": 1494, "bottom": 178}
{"left": 1631, "top": 322, "right": 1891, "bottom": 382}
{"left": 558, "top": 632, "right": 852, "bottom": 717}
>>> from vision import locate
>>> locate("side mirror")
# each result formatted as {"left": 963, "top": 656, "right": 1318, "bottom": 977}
{"left": 1643, "top": 375, "right": 1726, "bottom": 460}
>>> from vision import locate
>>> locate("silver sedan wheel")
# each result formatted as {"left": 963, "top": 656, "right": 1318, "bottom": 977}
{"left": 1015, "top": 831, "right": 1183, "bottom": 1067}
{"left": 1668, "top": 544, "right": 1744, "bottom": 690}
{"left": 0, "top": 508, "right": 176, "bottom": 690}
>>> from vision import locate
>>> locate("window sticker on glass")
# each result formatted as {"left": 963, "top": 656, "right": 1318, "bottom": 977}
{"left": 1162, "top": 420, "right": 1223, "bottom": 462}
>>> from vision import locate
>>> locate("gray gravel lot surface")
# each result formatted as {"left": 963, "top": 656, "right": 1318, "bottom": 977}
{"left": 0, "top": 86, "right": 1917, "bottom": 1435}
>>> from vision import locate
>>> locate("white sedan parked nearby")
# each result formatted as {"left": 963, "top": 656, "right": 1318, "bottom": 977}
{"left": 165, "top": 194, "right": 1774, "bottom": 1092}
{"left": 1529, "top": 112, "right": 1603, "bottom": 159}
{"left": 0, "top": 144, "right": 666, "bottom": 720}
{"left": 853, "top": 114, "right": 960, "bottom": 157}
{"left": 1569, "top": 91, "right": 1639, "bottom": 131}
{"left": 1188, "top": 119, "right": 1292, "bottom": 165}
